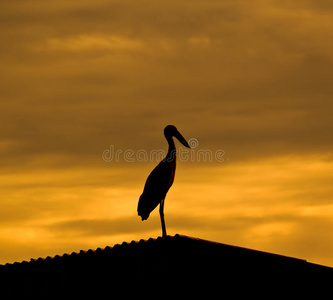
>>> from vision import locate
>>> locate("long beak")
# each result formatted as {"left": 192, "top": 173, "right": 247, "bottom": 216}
{"left": 174, "top": 130, "right": 191, "bottom": 148}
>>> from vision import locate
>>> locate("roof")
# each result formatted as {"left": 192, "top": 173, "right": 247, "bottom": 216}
{"left": 0, "top": 234, "right": 332, "bottom": 297}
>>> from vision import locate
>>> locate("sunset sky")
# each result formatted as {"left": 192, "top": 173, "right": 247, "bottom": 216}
{"left": 1, "top": 1, "right": 333, "bottom": 266}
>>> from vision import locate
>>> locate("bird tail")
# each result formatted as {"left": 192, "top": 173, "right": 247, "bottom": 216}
{"left": 137, "top": 194, "right": 149, "bottom": 220}
{"left": 138, "top": 193, "right": 159, "bottom": 221}
{"left": 137, "top": 207, "right": 149, "bottom": 221}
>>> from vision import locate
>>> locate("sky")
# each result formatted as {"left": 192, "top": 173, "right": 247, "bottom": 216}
{"left": 1, "top": 0, "right": 333, "bottom": 266}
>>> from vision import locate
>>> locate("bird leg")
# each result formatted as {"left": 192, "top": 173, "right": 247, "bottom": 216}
{"left": 159, "top": 198, "right": 167, "bottom": 238}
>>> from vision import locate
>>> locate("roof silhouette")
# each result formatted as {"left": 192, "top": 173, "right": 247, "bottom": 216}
{"left": 0, "top": 234, "right": 332, "bottom": 297}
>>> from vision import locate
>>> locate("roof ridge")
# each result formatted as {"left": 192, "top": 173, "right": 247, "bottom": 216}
{"left": 2, "top": 234, "right": 332, "bottom": 270}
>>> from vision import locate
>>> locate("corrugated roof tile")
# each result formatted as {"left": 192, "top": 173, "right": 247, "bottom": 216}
{"left": 0, "top": 234, "right": 332, "bottom": 297}
{"left": 0, "top": 234, "right": 332, "bottom": 274}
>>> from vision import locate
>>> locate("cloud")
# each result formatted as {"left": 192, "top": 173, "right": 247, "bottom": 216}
{"left": 2, "top": 8, "right": 333, "bottom": 165}
{"left": 1, "top": 0, "right": 333, "bottom": 266}
{"left": 41, "top": 35, "right": 145, "bottom": 53}
{"left": 49, "top": 216, "right": 146, "bottom": 237}
{"left": 45, "top": 208, "right": 333, "bottom": 265}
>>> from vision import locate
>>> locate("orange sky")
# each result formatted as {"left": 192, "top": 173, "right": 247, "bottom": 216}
{"left": 1, "top": 1, "right": 333, "bottom": 266}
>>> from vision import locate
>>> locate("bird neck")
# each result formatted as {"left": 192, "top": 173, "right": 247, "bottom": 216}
{"left": 166, "top": 136, "right": 176, "bottom": 161}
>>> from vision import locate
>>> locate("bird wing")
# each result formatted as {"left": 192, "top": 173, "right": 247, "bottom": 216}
{"left": 144, "top": 160, "right": 174, "bottom": 196}
{"left": 138, "top": 161, "right": 175, "bottom": 220}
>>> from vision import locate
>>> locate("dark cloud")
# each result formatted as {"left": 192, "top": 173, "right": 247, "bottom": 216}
{"left": 2, "top": 0, "right": 332, "bottom": 167}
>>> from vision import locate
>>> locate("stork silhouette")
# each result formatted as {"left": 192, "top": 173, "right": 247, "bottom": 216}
{"left": 137, "top": 125, "right": 191, "bottom": 237}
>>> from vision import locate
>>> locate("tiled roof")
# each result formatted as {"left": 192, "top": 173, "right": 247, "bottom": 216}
{"left": 0, "top": 234, "right": 332, "bottom": 297}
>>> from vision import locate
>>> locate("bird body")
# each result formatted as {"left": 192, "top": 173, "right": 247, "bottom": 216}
{"left": 138, "top": 139, "right": 176, "bottom": 220}
{"left": 137, "top": 125, "right": 190, "bottom": 237}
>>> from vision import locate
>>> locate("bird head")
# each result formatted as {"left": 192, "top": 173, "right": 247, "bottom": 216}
{"left": 164, "top": 125, "right": 191, "bottom": 148}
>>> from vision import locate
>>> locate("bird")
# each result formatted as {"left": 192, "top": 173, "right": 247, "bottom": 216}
{"left": 137, "top": 125, "right": 191, "bottom": 238}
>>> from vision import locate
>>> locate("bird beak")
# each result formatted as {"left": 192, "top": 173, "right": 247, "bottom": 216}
{"left": 175, "top": 130, "right": 191, "bottom": 148}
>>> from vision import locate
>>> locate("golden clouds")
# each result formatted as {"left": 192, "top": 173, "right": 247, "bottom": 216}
{"left": 169, "top": 155, "right": 333, "bottom": 263}
{"left": 0, "top": 155, "right": 332, "bottom": 265}
{"left": 37, "top": 35, "right": 145, "bottom": 55}
{"left": 1, "top": 1, "right": 333, "bottom": 266}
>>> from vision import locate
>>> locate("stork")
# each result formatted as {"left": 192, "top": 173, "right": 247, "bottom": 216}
{"left": 137, "top": 125, "right": 191, "bottom": 238}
